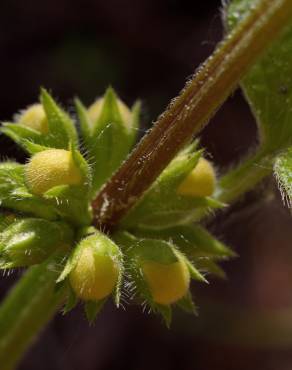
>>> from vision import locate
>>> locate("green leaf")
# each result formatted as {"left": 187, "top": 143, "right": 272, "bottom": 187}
{"left": 155, "top": 304, "right": 172, "bottom": 328}
{"left": 0, "top": 218, "right": 73, "bottom": 268}
{"left": 84, "top": 87, "right": 137, "bottom": 195}
{"left": 120, "top": 148, "right": 224, "bottom": 229}
{"left": 70, "top": 143, "right": 92, "bottom": 187}
{"left": 128, "top": 239, "right": 179, "bottom": 265}
{"left": 154, "top": 145, "right": 201, "bottom": 191}
{"left": 44, "top": 185, "right": 92, "bottom": 226}
{"left": 2, "top": 188, "right": 58, "bottom": 220}
{"left": 176, "top": 291, "right": 198, "bottom": 315}
{"left": 75, "top": 98, "right": 91, "bottom": 144}
{"left": 21, "top": 141, "right": 51, "bottom": 155}
{"left": 133, "top": 224, "right": 235, "bottom": 258}
{"left": 113, "top": 256, "right": 124, "bottom": 307}
{"left": 112, "top": 230, "right": 137, "bottom": 251}
{"left": 184, "top": 258, "right": 207, "bottom": 283}
{"left": 57, "top": 241, "right": 83, "bottom": 282}
{"left": 195, "top": 257, "right": 227, "bottom": 279}
{"left": 40, "top": 88, "right": 78, "bottom": 148}
{"left": 1, "top": 123, "right": 41, "bottom": 151}
{"left": 84, "top": 299, "right": 106, "bottom": 324}
{"left": 226, "top": 0, "right": 292, "bottom": 152}
{"left": 274, "top": 147, "right": 292, "bottom": 206}
{"left": 62, "top": 286, "right": 79, "bottom": 314}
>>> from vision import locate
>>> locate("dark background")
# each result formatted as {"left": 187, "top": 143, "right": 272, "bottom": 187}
{"left": 1, "top": 1, "right": 292, "bottom": 369}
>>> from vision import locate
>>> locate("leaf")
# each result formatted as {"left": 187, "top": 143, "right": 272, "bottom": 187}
{"left": 226, "top": 0, "right": 292, "bottom": 152}
{"left": 128, "top": 239, "right": 179, "bottom": 265}
{"left": 70, "top": 143, "right": 92, "bottom": 187}
{"left": 120, "top": 148, "right": 224, "bottom": 229}
{"left": 88, "top": 90, "right": 133, "bottom": 194}
{"left": 113, "top": 254, "right": 124, "bottom": 307}
{"left": 155, "top": 304, "right": 172, "bottom": 328}
{"left": 2, "top": 188, "right": 58, "bottom": 220}
{"left": 1, "top": 123, "right": 41, "bottom": 151}
{"left": 21, "top": 141, "right": 51, "bottom": 155}
{"left": 84, "top": 299, "right": 106, "bottom": 324}
{"left": 133, "top": 224, "right": 235, "bottom": 258}
{"left": 195, "top": 257, "right": 227, "bottom": 279}
{"left": 176, "top": 291, "right": 198, "bottom": 315}
{"left": 75, "top": 98, "right": 91, "bottom": 144}
{"left": 44, "top": 185, "right": 92, "bottom": 226}
{"left": 274, "top": 147, "right": 292, "bottom": 206}
{"left": 40, "top": 88, "right": 78, "bottom": 148}
{"left": 82, "top": 87, "right": 139, "bottom": 195}
{"left": 0, "top": 218, "right": 73, "bottom": 268}
{"left": 184, "top": 257, "right": 207, "bottom": 283}
{"left": 62, "top": 286, "right": 79, "bottom": 314}
{"left": 57, "top": 241, "right": 84, "bottom": 282}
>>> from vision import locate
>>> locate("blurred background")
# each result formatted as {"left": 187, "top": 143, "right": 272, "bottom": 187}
{"left": 1, "top": 0, "right": 292, "bottom": 369}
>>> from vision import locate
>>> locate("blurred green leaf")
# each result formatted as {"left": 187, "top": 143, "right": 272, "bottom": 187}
{"left": 274, "top": 147, "right": 292, "bottom": 206}
{"left": 226, "top": 0, "right": 292, "bottom": 152}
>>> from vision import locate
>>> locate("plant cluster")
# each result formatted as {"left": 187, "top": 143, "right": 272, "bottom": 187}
{"left": 1, "top": 0, "right": 292, "bottom": 368}
{"left": 0, "top": 88, "right": 234, "bottom": 325}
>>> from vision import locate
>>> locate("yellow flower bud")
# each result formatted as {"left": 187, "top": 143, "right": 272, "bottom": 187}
{"left": 88, "top": 97, "right": 132, "bottom": 130}
{"left": 25, "top": 149, "right": 82, "bottom": 195}
{"left": 142, "top": 258, "right": 190, "bottom": 305}
{"left": 177, "top": 157, "right": 216, "bottom": 197}
{"left": 69, "top": 241, "right": 120, "bottom": 301}
{"left": 18, "top": 104, "right": 49, "bottom": 134}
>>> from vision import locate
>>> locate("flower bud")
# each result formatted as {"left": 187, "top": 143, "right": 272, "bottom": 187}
{"left": 142, "top": 257, "right": 190, "bottom": 305}
{"left": 25, "top": 149, "right": 82, "bottom": 195}
{"left": 69, "top": 233, "right": 121, "bottom": 301}
{"left": 88, "top": 96, "right": 131, "bottom": 130}
{"left": 177, "top": 157, "right": 216, "bottom": 197}
{"left": 0, "top": 218, "right": 73, "bottom": 267}
{"left": 18, "top": 104, "right": 49, "bottom": 134}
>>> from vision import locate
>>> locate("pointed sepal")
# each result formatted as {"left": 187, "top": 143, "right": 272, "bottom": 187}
{"left": 84, "top": 299, "right": 106, "bottom": 324}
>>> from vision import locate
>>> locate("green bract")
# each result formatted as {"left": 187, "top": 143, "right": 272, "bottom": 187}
{"left": 0, "top": 87, "right": 233, "bottom": 325}
{"left": 0, "top": 218, "right": 74, "bottom": 268}
{"left": 76, "top": 87, "right": 141, "bottom": 196}
{"left": 120, "top": 144, "right": 224, "bottom": 230}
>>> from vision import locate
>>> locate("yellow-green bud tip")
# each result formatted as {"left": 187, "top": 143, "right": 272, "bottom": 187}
{"left": 25, "top": 149, "right": 82, "bottom": 195}
{"left": 142, "top": 258, "right": 190, "bottom": 305}
{"left": 69, "top": 244, "right": 119, "bottom": 301}
{"left": 18, "top": 104, "right": 49, "bottom": 134}
{"left": 177, "top": 157, "right": 216, "bottom": 197}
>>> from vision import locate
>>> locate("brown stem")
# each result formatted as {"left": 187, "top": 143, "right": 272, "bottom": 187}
{"left": 92, "top": 0, "right": 292, "bottom": 229}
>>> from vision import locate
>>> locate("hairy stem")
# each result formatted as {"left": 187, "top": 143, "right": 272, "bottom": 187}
{"left": 0, "top": 256, "right": 67, "bottom": 370}
{"left": 92, "top": 0, "right": 292, "bottom": 229}
{"left": 216, "top": 151, "right": 274, "bottom": 204}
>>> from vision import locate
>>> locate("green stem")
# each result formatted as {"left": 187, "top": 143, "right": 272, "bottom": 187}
{"left": 0, "top": 256, "right": 67, "bottom": 370}
{"left": 216, "top": 150, "right": 274, "bottom": 204}
{"left": 92, "top": 0, "right": 292, "bottom": 229}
